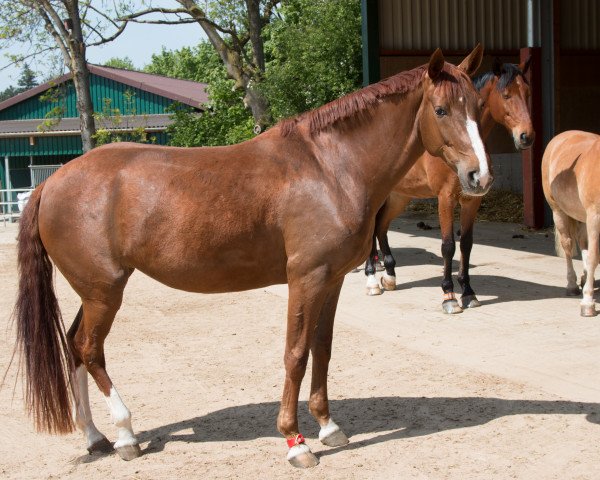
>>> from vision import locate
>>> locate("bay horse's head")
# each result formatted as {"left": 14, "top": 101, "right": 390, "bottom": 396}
{"left": 418, "top": 45, "right": 493, "bottom": 196}
{"left": 486, "top": 57, "right": 535, "bottom": 150}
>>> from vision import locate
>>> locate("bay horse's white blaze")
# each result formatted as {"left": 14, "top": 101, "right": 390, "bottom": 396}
{"left": 72, "top": 365, "right": 105, "bottom": 449}
{"left": 105, "top": 387, "right": 138, "bottom": 448}
{"left": 466, "top": 116, "right": 491, "bottom": 189}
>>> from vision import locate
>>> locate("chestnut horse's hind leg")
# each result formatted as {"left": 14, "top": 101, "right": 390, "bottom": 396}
{"left": 308, "top": 280, "right": 349, "bottom": 448}
{"left": 576, "top": 222, "right": 589, "bottom": 289}
{"left": 67, "top": 307, "right": 113, "bottom": 454}
{"left": 553, "top": 210, "right": 581, "bottom": 296}
{"left": 72, "top": 291, "right": 141, "bottom": 460}
{"left": 364, "top": 235, "right": 383, "bottom": 296}
{"left": 457, "top": 196, "right": 483, "bottom": 309}
{"left": 581, "top": 216, "right": 599, "bottom": 317}
{"left": 438, "top": 194, "right": 462, "bottom": 314}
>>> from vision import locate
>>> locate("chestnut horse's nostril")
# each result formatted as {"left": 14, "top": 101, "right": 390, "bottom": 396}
{"left": 468, "top": 170, "right": 479, "bottom": 186}
{"left": 520, "top": 133, "right": 530, "bottom": 145}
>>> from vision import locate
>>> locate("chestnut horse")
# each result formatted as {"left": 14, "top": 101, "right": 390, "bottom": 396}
{"left": 12, "top": 47, "right": 490, "bottom": 468}
{"left": 364, "top": 57, "right": 534, "bottom": 314}
{"left": 542, "top": 130, "right": 600, "bottom": 317}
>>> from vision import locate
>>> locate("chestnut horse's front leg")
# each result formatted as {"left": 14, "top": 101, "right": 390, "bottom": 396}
{"left": 308, "top": 280, "right": 349, "bottom": 448}
{"left": 277, "top": 270, "right": 335, "bottom": 468}
{"left": 457, "top": 195, "right": 483, "bottom": 309}
{"left": 438, "top": 194, "right": 462, "bottom": 314}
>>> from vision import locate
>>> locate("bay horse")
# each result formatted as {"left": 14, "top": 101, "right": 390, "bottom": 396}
{"left": 11, "top": 46, "right": 490, "bottom": 468}
{"left": 364, "top": 57, "right": 534, "bottom": 314}
{"left": 542, "top": 130, "right": 600, "bottom": 317}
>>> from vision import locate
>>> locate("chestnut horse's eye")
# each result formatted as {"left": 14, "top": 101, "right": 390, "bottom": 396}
{"left": 502, "top": 92, "right": 510, "bottom": 100}
{"left": 434, "top": 107, "right": 447, "bottom": 117}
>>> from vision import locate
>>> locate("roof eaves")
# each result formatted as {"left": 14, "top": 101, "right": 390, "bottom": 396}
{"left": 0, "top": 72, "right": 72, "bottom": 112}
{"left": 88, "top": 65, "right": 207, "bottom": 110}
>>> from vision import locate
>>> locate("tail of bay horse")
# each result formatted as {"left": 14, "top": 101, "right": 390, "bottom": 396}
{"left": 12, "top": 46, "right": 491, "bottom": 468}
{"left": 542, "top": 130, "right": 600, "bottom": 317}
{"left": 363, "top": 57, "right": 534, "bottom": 314}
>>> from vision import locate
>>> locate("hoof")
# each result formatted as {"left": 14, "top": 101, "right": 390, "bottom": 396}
{"left": 566, "top": 287, "right": 581, "bottom": 296}
{"left": 87, "top": 436, "right": 114, "bottom": 455}
{"left": 442, "top": 299, "right": 463, "bottom": 314}
{"left": 366, "top": 285, "right": 383, "bottom": 296}
{"left": 319, "top": 419, "right": 349, "bottom": 447}
{"left": 287, "top": 444, "right": 319, "bottom": 468}
{"left": 581, "top": 304, "right": 597, "bottom": 317}
{"left": 116, "top": 444, "right": 142, "bottom": 461}
{"left": 320, "top": 429, "right": 349, "bottom": 447}
{"left": 380, "top": 274, "right": 396, "bottom": 291}
{"left": 461, "top": 295, "right": 481, "bottom": 309}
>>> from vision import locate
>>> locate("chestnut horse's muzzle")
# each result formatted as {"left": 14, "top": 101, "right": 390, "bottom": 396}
{"left": 463, "top": 168, "right": 494, "bottom": 196}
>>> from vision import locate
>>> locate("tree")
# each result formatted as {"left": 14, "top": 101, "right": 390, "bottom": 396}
{"left": 146, "top": 42, "right": 254, "bottom": 146}
{"left": 261, "top": 0, "right": 362, "bottom": 120}
{"left": 103, "top": 57, "right": 136, "bottom": 70}
{"left": 0, "top": 64, "right": 39, "bottom": 101}
{"left": 0, "top": 1, "right": 130, "bottom": 151}
{"left": 122, "top": 0, "right": 280, "bottom": 133}
{"left": 17, "top": 63, "right": 39, "bottom": 91}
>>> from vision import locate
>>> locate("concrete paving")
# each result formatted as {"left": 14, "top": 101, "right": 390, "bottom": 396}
{"left": 267, "top": 212, "right": 600, "bottom": 404}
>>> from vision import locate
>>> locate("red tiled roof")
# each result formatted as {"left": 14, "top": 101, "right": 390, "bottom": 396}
{"left": 0, "top": 64, "right": 209, "bottom": 113}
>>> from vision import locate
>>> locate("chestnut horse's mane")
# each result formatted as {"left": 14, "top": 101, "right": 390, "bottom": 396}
{"left": 280, "top": 63, "right": 472, "bottom": 137}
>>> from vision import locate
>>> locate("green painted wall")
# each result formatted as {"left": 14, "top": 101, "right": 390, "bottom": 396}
{"left": 0, "top": 73, "right": 174, "bottom": 121}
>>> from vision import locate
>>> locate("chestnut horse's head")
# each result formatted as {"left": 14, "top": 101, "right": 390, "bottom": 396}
{"left": 418, "top": 45, "right": 493, "bottom": 196}
{"left": 486, "top": 57, "right": 535, "bottom": 150}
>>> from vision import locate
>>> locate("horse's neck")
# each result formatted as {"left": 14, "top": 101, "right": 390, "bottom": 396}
{"left": 478, "top": 81, "right": 496, "bottom": 139}
{"left": 318, "top": 87, "right": 425, "bottom": 211}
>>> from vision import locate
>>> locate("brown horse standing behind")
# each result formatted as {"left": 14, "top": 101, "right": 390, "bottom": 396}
{"left": 542, "top": 130, "right": 600, "bottom": 317}
{"left": 364, "top": 57, "right": 534, "bottom": 314}
{"left": 12, "top": 47, "right": 491, "bottom": 468}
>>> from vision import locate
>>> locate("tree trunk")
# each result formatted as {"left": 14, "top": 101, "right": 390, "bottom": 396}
{"left": 177, "top": 0, "right": 273, "bottom": 131}
{"left": 65, "top": 0, "right": 96, "bottom": 151}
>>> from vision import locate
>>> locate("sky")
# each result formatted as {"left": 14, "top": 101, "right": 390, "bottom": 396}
{"left": 0, "top": 18, "right": 206, "bottom": 91}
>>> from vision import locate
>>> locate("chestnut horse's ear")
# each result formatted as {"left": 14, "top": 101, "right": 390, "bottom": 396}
{"left": 428, "top": 48, "right": 445, "bottom": 80}
{"left": 519, "top": 55, "right": 532, "bottom": 75}
{"left": 493, "top": 57, "right": 503, "bottom": 77}
{"left": 458, "top": 43, "right": 483, "bottom": 77}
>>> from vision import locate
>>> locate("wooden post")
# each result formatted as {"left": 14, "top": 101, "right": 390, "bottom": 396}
{"left": 361, "top": 0, "right": 380, "bottom": 86}
{"left": 520, "top": 47, "right": 545, "bottom": 229}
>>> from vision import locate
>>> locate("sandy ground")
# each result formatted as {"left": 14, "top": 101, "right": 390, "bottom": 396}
{"left": 1, "top": 213, "right": 599, "bottom": 480}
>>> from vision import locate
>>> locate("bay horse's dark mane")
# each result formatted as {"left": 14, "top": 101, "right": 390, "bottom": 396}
{"left": 473, "top": 63, "right": 526, "bottom": 92}
{"left": 280, "top": 63, "right": 473, "bottom": 137}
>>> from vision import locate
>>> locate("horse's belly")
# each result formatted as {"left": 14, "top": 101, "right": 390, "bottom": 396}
{"left": 126, "top": 232, "right": 288, "bottom": 294}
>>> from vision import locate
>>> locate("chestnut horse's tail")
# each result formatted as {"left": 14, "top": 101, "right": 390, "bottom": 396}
{"left": 13, "top": 183, "right": 75, "bottom": 434}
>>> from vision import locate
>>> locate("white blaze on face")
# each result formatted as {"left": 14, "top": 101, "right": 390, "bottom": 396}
{"left": 466, "top": 115, "right": 490, "bottom": 188}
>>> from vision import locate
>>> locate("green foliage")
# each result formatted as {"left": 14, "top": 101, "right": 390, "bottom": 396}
{"left": 93, "top": 90, "right": 156, "bottom": 146}
{"left": 0, "top": 63, "right": 38, "bottom": 101}
{"left": 146, "top": 43, "right": 254, "bottom": 147}
{"left": 261, "top": 0, "right": 362, "bottom": 120}
{"left": 103, "top": 57, "right": 136, "bottom": 70}
{"left": 145, "top": 0, "right": 362, "bottom": 146}
{"left": 0, "top": 85, "right": 19, "bottom": 102}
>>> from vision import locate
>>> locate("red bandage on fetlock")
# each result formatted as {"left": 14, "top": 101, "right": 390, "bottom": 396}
{"left": 286, "top": 434, "right": 305, "bottom": 448}
{"left": 442, "top": 292, "right": 456, "bottom": 301}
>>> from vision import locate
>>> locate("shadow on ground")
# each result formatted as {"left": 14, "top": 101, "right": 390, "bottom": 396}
{"left": 128, "top": 396, "right": 600, "bottom": 459}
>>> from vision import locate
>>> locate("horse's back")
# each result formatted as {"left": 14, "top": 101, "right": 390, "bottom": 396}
{"left": 542, "top": 130, "right": 600, "bottom": 222}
